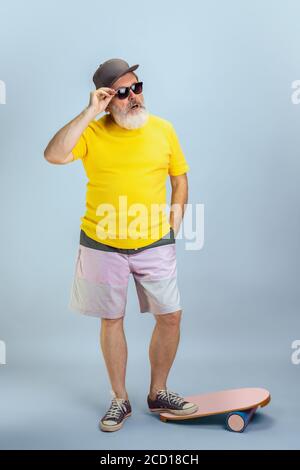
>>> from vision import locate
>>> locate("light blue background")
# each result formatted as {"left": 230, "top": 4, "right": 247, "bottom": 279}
{"left": 0, "top": 0, "right": 299, "bottom": 450}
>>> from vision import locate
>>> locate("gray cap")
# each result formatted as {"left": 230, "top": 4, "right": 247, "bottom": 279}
{"left": 93, "top": 58, "right": 139, "bottom": 89}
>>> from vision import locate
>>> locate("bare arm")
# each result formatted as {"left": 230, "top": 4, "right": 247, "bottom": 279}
{"left": 43, "top": 107, "right": 96, "bottom": 164}
{"left": 169, "top": 173, "right": 188, "bottom": 236}
{"left": 43, "top": 87, "right": 117, "bottom": 165}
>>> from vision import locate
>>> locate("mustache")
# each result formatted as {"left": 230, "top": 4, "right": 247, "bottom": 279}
{"left": 127, "top": 102, "right": 145, "bottom": 111}
{"left": 109, "top": 100, "right": 146, "bottom": 115}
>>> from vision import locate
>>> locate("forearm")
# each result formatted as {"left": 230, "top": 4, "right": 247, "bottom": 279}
{"left": 169, "top": 180, "right": 188, "bottom": 236}
{"left": 44, "top": 107, "right": 96, "bottom": 163}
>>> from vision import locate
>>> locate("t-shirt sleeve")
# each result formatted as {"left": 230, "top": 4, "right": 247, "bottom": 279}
{"left": 71, "top": 128, "right": 89, "bottom": 161}
{"left": 168, "top": 123, "right": 190, "bottom": 176}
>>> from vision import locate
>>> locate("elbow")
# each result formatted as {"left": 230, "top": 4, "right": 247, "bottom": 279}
{"left": 43, "top": 146, "right": 52, "bottom": 163}
{"left": 44, "top": 146, "right": 58, "bottom": 164}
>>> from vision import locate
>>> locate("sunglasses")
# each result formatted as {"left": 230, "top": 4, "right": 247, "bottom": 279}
{"left": 114, "top": 81, "right": 143, "bottom": 100}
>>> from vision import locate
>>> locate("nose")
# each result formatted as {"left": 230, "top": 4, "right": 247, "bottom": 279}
{"left": 128, "top": 89, "right": 136, "bottom": 99}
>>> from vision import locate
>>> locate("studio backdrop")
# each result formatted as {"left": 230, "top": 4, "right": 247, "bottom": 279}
{"left": 0, "top": 0, "right": 299, "bottom": 450}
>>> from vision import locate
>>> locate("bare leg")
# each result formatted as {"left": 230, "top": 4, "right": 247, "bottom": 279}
{"left": 100, "top": 317, "right": 129, "bottom": 400}
{"left": 148, "top": 310, "right": 182, "bottom": 400}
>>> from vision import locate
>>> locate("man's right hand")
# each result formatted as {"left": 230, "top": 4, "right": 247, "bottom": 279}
{"left": 87, "top": 87, "right": 117, "bottom": 117}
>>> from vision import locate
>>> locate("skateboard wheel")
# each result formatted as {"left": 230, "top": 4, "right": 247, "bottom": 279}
{"left": 226, "top": 407, "right": 257, "bottom": 432}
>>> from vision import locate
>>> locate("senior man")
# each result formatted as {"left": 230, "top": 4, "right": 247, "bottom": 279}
{"left": 44, "top": 58, "right": 198, "bottom": 432}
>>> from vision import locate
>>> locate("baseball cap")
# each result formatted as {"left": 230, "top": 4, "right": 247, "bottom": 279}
{"left": 93, "top": 58, "right": 139, "bottom": 89}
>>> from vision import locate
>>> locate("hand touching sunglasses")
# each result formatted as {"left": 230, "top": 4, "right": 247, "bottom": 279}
{"left": 114, "top": 81, "right": 143, "bottom": 100}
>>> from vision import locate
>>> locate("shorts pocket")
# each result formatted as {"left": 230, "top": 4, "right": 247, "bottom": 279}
{"left": 75, "top": 246, "right": 83, "bottom": 277}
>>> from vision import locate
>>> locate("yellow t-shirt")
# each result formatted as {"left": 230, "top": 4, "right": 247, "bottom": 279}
{"left": 72, "top": 112, "right": 190, "bottom": 249}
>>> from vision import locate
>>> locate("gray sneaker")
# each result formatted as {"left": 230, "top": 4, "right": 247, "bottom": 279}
{"left": 100, "top": 393, "right": 132, "bottom": 432}
{"left": 148, "top": 389, "right": 198, "bottom": 416}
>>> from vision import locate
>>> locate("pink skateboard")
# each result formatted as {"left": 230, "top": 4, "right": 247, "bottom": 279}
{"left": 159, "top": 387, "right": 271, "bottom": 432}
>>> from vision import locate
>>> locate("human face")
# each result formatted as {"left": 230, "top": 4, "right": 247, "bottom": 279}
{"left": 106, "top": 72, "right": 149, "bottom": 129}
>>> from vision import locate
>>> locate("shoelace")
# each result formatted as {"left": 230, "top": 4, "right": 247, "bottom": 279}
{"left": 105, "top": 398, "right": 127, "bottom": 419}
{"left": 104, "top": 391, "right": 127, "bottom": 420}
{"left": 157, "top": 389, "right": 185, "bottom": 406}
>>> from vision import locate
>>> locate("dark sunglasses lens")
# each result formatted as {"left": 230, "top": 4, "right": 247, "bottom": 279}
{"left": 117, "top": 88, "right": 130, "bottom": 99}
{"left": 133, "top": 82, "right": 143, "bottom": 94}
{"left": 116, "top": 82, "right": 143, "bottom": 99}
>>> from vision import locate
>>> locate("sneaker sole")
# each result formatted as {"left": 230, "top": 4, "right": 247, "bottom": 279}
{"left": 149, "top": 405, "right": 199, "bottom": 416}
{"left": 99, "top": 412, "right": 132, "bottom": 432}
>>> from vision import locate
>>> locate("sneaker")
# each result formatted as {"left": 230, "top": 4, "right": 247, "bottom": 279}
{"left": 147, "top": 389, "right": 198, "bottom": 416}
{"left": 99, "top": 391, "right": 132, "bottom": 432}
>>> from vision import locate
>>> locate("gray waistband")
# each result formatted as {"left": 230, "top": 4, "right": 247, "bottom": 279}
{"left": 79, "top": 228, "right": 175, "bottom": 254}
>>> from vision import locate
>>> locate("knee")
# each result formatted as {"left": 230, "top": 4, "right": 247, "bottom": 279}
{"left": 155, "top": 310, "right": 182, "bottom": 328}
{"left": 101, "top": 316, "right": 124, "bottom": 328}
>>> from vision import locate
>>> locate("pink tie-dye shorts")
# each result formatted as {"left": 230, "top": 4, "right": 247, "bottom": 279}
{"left": 68, "top": 243, "right": 182, "bottom": 319}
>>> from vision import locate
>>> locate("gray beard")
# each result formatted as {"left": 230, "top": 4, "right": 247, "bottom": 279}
{"left": 109, "top": 104, "right": 149, "bottom": 130}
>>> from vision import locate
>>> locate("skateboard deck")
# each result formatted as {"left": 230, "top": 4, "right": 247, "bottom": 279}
{"left": 159, "top": 387, "right": 271, "bottom": 432}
